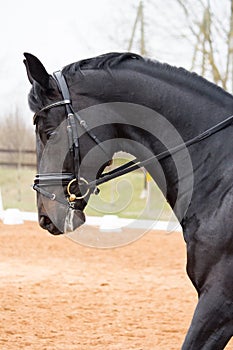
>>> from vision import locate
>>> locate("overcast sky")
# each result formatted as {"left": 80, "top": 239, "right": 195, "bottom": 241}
{"left": 0, "top": 0, "right": 228, "bottom": 125}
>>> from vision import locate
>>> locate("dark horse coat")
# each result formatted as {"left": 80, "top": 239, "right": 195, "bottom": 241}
{"left": 24, "top": 52, "right": 233, "bottom": 349}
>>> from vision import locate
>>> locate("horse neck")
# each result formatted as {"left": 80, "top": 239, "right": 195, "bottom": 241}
{"left": 72, "top": 65, "right": 233, "bottom": 220}
{"left": 114, "top": 67, "right": 233, "bottom": 135}
{"left": 107, "top": 68, "right": 233, "bottom": 220}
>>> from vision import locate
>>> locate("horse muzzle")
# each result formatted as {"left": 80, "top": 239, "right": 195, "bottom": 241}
{"left": 39, "top": 208, "right": 85, "bottom": 235}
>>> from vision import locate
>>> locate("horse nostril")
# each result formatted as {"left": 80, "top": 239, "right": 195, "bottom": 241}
{"left": 39, "top": 215, "right": 51, "bottom": 229}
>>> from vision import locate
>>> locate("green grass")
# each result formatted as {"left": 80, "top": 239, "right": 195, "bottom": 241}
{"left": 85, "top": 171, "right": 173, "bottom": 220}
{"left": 0, "top": 167, "right": 36, "bottom": 212}
{"left": 0, "top": 166, "right": 174, "bottom": 220}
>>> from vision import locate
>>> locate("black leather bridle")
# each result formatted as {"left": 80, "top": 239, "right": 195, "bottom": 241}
{"left": 33, "top": 70, "right": 107, "bottom": 207}
{"left": 33, "top": 70, "right": 233, "bottom": 209}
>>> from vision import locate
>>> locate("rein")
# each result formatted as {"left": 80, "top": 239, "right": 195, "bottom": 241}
{"left": 33, "top": 70, "right": 233, "bottom": 208}
{"left": 91, "top": 112, "right": 233, "bottom": 187}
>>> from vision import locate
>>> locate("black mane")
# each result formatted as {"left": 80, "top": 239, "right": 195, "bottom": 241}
{"left": 62, "top": 52, "right": 233, "bottom": 102}
{"left": 63, "top": 52, "right": 142, "bottom": 72}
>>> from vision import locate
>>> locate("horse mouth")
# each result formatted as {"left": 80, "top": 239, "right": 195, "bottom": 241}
{"left": 39, "top": 215, "right": 62, "bottom": 235}
{"left": 47, "top": 225, "right": 62, "bottom": 235}
{"left": 64, "top": 209, "right": 86, "bottom": 233}
{"left": 39, "top": 209, "right": 86, "bottom": 235}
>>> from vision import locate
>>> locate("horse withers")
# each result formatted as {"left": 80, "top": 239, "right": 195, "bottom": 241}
{"left": 24, "top": 52, "right": 233, "bottom": 349}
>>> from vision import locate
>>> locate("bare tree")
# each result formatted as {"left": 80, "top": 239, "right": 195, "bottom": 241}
{"left": 128, "top": 1, "right": 147, "bottom": 55}
{"left": 176, "top": 0, "right": 233, "bottom": 92}
{"left": 0, "top": 107, "right": 34, "bottom": 150}
{"left": 0, "top": 107, "right": 35, "bottom": 166}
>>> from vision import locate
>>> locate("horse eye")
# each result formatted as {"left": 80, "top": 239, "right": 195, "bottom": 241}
{"left": 46, "top": 131, "right": 57, "bottom": 140}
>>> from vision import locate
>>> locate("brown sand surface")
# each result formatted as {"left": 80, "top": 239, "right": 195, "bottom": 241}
{"left": 0, "top": 221, "right": 232, "bottom": 350}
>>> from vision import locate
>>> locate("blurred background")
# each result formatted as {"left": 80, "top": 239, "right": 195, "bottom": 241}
{"left": 0, "top": 0, "right": 232, "bottom": 219}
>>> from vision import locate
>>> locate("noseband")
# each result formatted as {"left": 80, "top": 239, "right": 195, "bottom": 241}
{"left": 33, "top": 70, "right": 233, "bottom": 209}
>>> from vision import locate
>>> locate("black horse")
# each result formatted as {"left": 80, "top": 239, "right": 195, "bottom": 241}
{"left": 24, "top": 52, "right": 233, "bottom": 349}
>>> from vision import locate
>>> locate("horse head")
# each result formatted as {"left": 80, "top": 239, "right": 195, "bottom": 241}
{"left": 24, "top": 53, "right": 114, "bottom": 234}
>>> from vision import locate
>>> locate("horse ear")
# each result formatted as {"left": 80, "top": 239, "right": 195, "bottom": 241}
{"left": 23, "top": 53, "right": 50, "bottom": 89}
{"left": 23, "top": 58, "right": 33, "bottom": 84}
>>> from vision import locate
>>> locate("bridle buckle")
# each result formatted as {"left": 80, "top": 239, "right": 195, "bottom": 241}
{"left": 67, "top": 177, "right": 90, "bottom": 201}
